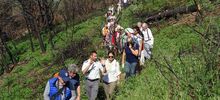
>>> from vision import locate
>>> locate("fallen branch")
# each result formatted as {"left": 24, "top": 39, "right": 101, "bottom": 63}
{"left": 146, "top": 4, "right": 201, "bottom": 22}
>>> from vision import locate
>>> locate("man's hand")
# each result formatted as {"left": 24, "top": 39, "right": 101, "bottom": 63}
{"left": 82, "top": 60, "right": 94, "bottom": 75}
{"left": 89, "top": 60, "right": 94, "bottom": 65}
{"left": 76, "top": 96, "right": 80, "bottom": 100}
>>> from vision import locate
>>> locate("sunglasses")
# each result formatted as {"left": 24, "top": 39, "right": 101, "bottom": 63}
{"left": 109, "top": 56, "right": 114, "bottom": 58}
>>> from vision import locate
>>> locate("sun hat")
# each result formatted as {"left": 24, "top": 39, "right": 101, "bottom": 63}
{"left": 125, "top": 28, "right": 134, "bottom": 33}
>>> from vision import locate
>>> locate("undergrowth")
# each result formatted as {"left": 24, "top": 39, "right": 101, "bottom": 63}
{"left": 0, "top": 0, "right": 219, "bottom": 99}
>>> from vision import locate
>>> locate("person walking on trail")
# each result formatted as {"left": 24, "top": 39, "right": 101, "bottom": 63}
{"left": 102, "top": 24, "right": 109, "bottom": 46}
{"left": 67, "top": 64, "right": 81, "bottom": 100}
{"left": 102, "top": 51, "right": 121, "bottom": 100}
{"left": 122, "top": 28, "right": 139, "bottom": 79}
{"left": 123, "top": 0, "right": 129, "bottom": 7}
{"left": 141, "top": 23, "right": 154, "bottom": 60}
{"left": 133, "top": 26, "right": 144, "bottom": 73}
{"left": 115, "top": 25, "right": 124, "bottom": 54}
{"left": 117, "top": 0, "right": 122, "bottom": 15}
{"left": 44, "top": 69, "right": 71, "bottom": 100}
{"left": 137, "top": 22, "right": 142, "bottom": 31}
{"left": 53, "top": 64, "right": 81, "bottom": 100}
{"left": 133, "top": 26, "right": 143, "bottom": 53}
{"left": 81, "top": 50, "right": 104, "bottom": 100}
{"left": 108, "top": 5, "right": 115, "bottom": 15}
{"left": 105, "top": 10, "right": 112, "bottom": 22}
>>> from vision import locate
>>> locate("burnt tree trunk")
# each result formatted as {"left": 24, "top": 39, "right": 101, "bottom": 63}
{"left": 25, "top": 19, "right": 35, "bottom": 52}
{"left": 18, "top": 0, "right": 46, "bottom": 53}
{"left": 0, "top": 29, "right": 7, "bottom": 74}
{"left": 31, "top": 18, "right": 46, "bottom": 53}
{"left": 0, "top": 37, "right": 6, "bottom": 74}
{"left": 0, "top": 30, "right": 17, "bottom": 64}
{"left": 39, "top": 0, "right": 55, "bottom": 49}
{"left": 146, "top": 4, "right": 201, "bottom": 22}
{"left": 4, "top": 42, "right": 16, "bottom": 64}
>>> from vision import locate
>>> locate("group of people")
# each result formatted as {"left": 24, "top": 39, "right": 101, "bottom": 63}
{"left": 82, "top": 50, "right": 121, "bottom": 100}
{"left": 44, "top": 64, "right": 80, "bottom": 100}
{"left": 122, "top": 22, "right": 154, "bottom": 78}
{"left": 43, "top": 2, "right": 154, "bottom": 100}
{"left": 102, "top": 4, "right": 154, "bottom": 77}
{"left": 44, "top": 50, "right": 121, "bottom": 100}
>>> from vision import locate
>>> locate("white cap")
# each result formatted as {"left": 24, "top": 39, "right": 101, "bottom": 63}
{"left": 125, "top": 28, "right": 134, "bottom": 33}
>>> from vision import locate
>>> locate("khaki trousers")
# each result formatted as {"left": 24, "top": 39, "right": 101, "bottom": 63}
{"left": 103, "top": 81, "right": 117, "bottom": 100}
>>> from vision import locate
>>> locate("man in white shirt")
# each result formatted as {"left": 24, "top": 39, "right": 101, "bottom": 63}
{"left": 142, "top": 23, "right": 154, "bottom": 60}
{"left": 82, "top": 50, "right": 104, "bottom": 100}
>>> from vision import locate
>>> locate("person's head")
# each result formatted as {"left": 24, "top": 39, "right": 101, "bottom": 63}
{"left": 68, "top": 64, "right": 78, "bottom": 77}
{"left": 104, "top": 24, "right": 108, "bottom": 29}
{"left": 90, "top": 50, "right": 97, "bottom": 61}
{"left": 137, "top": 22, "right": 142, "bottom": 28}
{"left": 133, "top": 26, "right": 141, "bottom": 35}
{"left": 58, "top": 69, "right": 70, "bottom": 86}
{"left": 142, "top": 23, "right": 148, "bottom": 30}
{"left": 109, "top": 10, "right": 112, "bottom": 15}
{"left": 125, "top": 28, "right": 134, "bottom": 38}
{"left": 115, "top": 25, "right": 124, "bottom": 32}
{"left": 108, "top": 51, "right": 115, "bottom": 62}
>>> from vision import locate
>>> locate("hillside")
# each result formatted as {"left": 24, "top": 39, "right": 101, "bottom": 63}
{"left": 0, "top": 0, "right": 220, "bottom": 99}
{"left": 115, "top": 0, "right": 220, "bottom": 99}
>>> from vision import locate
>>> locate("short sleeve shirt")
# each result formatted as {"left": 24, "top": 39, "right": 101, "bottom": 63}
{"left": 70, "top": 73, "right": 80, "bottom": 88}
{"left": 125, "top": 41, "right": 139, "bottom": 63}
{"left": 82, "top": 59, "right": 103, "bottom": 80}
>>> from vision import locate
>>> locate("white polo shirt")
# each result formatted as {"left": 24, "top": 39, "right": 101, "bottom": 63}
{"left": 82, "top": 59, "right": 103, "bottom": 80}
{"left": 103, "top": 59, "right": 121, "bottom": 83}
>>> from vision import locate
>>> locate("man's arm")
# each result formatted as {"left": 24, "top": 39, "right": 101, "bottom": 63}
{"left": 139, "top": 39, "right": 143, "bottom": 55}
{"left": 82, "top": 61, "right": 93, "bottom": 75}
{"left": 43, "top": 81, "right": 50, "bottom": 100}
{"left": 129, "top": 44, "right": 139, "bottom": 56}
{"left": 121, "top": 49, "right": 125, "bottom": 68}
{"left": 76, "top": 85, "right": 80, "bottom": 100}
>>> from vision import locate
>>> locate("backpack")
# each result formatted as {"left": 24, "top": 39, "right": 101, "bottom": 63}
{"left": 102, "top": 27, "right": 109, "bottom": 36}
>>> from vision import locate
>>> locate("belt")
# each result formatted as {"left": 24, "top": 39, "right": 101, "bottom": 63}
{"left": 86, "top": 78, "right": 99, "bottom": 81}
{"left": 103, "top": 80, "right": 110, "bottom": 84}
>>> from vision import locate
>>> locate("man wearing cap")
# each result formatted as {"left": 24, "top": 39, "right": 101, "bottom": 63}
{"left": 82, "top": 50, "right": 104, "bottom": 100}
{"left": 67, "top": 64, "right": 80, "bottom": 100}
{"left": 44, "top": 69, "right": 71, "bottom": 100}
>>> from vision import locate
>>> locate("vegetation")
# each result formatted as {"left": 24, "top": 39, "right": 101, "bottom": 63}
{"left": 115, "top": 0, "right": 220, "bottom": 99}
{"left": 0, "top": 0, "right": 219, "bottom": 99}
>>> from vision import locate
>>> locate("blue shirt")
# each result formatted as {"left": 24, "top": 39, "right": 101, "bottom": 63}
{"left": 125, "top": 42, "right": 139, "bottom": 63}
{"left": 68, "top": 73, "right": 80, "bottom": 90}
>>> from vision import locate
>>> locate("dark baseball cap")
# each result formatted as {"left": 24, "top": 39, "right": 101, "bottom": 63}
{"left": 59, "top": 69, "right": 70, "bottom": 82}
